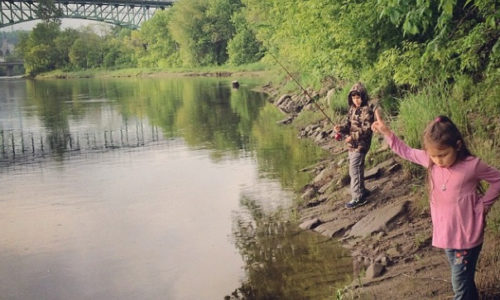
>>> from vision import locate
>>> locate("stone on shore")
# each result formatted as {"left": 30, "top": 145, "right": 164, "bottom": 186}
{"left": 299, "top": 218, "right": 322, "bottom": 230}
{"left": 346, "top": 201, "right": 409, "bottom": 238}
{"left": 365, "top": 262, "right": 385, "bottom": 279}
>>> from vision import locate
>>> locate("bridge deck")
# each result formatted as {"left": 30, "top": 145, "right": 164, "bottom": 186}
{"left": 1, "top": 0, "right": 176, "bottom": 28}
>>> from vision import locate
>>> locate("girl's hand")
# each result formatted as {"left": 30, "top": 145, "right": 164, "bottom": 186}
{"left": 334, "top": 125, "right": 341, "bottom": 132}
{"left": 484, "top": 206, "right": 491, "bottom": 218}
{"left": 371, "top": 109, "right": 391, "bottom": 136}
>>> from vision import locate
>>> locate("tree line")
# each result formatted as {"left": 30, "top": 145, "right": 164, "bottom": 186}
{"left": 14, "top": 0, "right": 497, "bottom": 88}
{"left": 14, "top": 0, "right": 264, "bottom": 75}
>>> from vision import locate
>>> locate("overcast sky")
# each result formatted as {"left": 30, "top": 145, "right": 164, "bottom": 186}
{"left": 0, "top": 18, "right": 112, "bottom": 32}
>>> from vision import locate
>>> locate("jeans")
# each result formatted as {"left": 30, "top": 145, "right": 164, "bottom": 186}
{"left": 445, "top": 244, "right": 482, "bottom": 300}
{"left": 348, "top": 151, "right": 366, "bottom": 201}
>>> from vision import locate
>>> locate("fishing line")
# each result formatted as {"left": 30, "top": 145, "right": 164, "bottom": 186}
{"left": 267, "top": 51, "right": 334, "bottom": 125}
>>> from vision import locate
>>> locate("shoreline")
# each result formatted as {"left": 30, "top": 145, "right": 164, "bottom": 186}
{"left": 31, "top": 68, "right": 274, "bottom": 81}
{"left": 266, "top": 84, "right": 500, "bottom": 299}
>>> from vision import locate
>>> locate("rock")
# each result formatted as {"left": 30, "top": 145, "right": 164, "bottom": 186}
{"left": 364, "top": 167, "right": 381, "bottom": 180}
{"left": 336, "top": 158, "right": 346, "bottom": 167}
{"left": 232, "top": 81, "right": 239, "bottom": 88}
{"left": 365, "top": 262, "right": 385, "bottom": 279}
{"left": 301, "top": 187, "right": 316, "bottom": 201}
{"left": 318, "top": 180, "right": 334, "bottom": 194}
{"left": 276, "top": 115, "right": 295, "bottom": 125}
{"left": 346, "top": 201, "right": 409, "bottom": 238}
{"left": 312, "top": 166, "right": 336, "bottom": 186}
{"left": 374, "top": 158, "right": 397, "bottom": 171}
{"left": 305, "top": 196, "right": 328, "bottom": 208}
{"left": 375, "top": 254, "right": 389, "bottom": 266}
{"left": 314, "top": 131, "right": 328, "bottom": 143}
{"left": 326, "top": 88, "right": 336, "bottom": 102}
{"left": 388, "top": 163, "right": 401, "bottom": 173}
{"left": 314, "top": 219, "right": 355, "bottom": 238}
{"left": 386, "top": 246, "right": 402, "bottom": 258}
{"left": 299, "top": 218, "right": 322, "bottom": 230}
{"left": 276, "top": 94, "right": 291, "bottom": 106}
{"left": 340, "top": 174, "right": 350, "bottom": 186}
{"left": 363, "top": 256, "right": 372, "bottom": 267}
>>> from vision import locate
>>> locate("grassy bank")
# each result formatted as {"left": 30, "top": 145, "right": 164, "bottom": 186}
{"left": 33, "top": 62, "right": 275, "bottom": 79}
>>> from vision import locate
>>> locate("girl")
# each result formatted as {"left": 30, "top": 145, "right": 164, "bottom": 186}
{"left": 334, "top": 82, "right": 375, "bottom": 208}
{"left": 371, "top": 114, "right": 500, "bottom": 300}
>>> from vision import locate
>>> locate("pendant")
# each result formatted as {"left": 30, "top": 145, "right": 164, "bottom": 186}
{"left": 441, "top": 184, "right": 446, "bottom": 191}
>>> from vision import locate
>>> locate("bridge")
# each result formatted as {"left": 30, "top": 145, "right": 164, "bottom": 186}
{"left": 0, "top": 60, "right": 23, "bottom": 76}
{"left": 0, "top": 0, "right": 176, "bottom": 29}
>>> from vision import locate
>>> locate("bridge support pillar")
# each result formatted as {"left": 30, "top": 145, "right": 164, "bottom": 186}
{"left": 7, "top": 65, "right": 13, "bottom": 77}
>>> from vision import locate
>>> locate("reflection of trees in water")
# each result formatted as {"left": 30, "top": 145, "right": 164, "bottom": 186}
{"left": 229, "top": 196, "right": 351, "bottom": 299}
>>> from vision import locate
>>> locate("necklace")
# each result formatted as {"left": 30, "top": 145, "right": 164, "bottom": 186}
{"left": 439, "top": 168, "right": 452, "bottom": 191}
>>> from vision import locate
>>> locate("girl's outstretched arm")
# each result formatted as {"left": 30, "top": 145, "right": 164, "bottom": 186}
{"left": 371, "top": 109, "right": 429, "bottom": 167}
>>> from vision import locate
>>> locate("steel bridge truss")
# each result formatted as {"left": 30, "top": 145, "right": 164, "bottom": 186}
{"left": 1, "top": 0, "right": 175, "bottom": 29}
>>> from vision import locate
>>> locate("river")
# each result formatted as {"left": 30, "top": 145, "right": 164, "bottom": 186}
{"left": 0, "top": 77, "right": 351, "bottom": 300}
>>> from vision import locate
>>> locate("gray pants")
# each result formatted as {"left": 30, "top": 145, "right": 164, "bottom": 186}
{"left": 349, "top": 151, "right": 366, "bottom": 200}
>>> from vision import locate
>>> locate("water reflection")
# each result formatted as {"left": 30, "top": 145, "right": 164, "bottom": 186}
{"left": 0, "top": 78, "right": 268, "bottom": 166}
{"left": 230, "top": 196, "right": 351, "bottom": 299}
{"left": 0, "top": 77, "right": 351, "bottom": 299}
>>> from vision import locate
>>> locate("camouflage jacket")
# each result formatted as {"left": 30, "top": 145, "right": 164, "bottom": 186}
{"left": 338, "top": 104, "right": 375, "bottom": 153}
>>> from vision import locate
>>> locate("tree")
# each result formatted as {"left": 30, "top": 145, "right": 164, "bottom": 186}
{"left": 227, "top": 11, "right": 263, "bottom": 65}
{"left": 138, "top": 10, "right": 181, "bottom": 68}
{"left": 68, "top": 38, "right": 89, "bottom": 68}
{"left": 54, "top": 28, "right": 79, "bottom": 68}
{"left": 36, "top": 0, "right": 62, "bottom": 24}
{"left": 16, "top": 22, "right": 61, "bottom": 75}
{"left": 168, "top": 0, "right": 241, "bottom": 66}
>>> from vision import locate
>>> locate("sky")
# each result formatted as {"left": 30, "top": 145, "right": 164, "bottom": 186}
{"left": 0, "top": 18, "right": 112, "bottom": 32}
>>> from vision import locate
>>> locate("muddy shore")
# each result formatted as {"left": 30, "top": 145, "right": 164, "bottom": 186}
{"left": 261, "top": 83, "right": 500, "bottom": 299}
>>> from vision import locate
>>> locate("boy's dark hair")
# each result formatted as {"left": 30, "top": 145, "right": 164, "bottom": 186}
{"left": 348, "top": 82, "right": 369, "bottom": 107}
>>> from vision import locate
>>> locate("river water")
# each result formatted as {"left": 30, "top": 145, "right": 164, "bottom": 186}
{"left": 0, "top": 77, "right": 351, "bottom": 300}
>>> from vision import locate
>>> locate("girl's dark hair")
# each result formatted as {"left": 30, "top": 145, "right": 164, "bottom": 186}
{"left": 423, "top": 115, "right": 471, "bottom": 160}
{"left": 423, "top": 116, "right": 482, "bottom": 193}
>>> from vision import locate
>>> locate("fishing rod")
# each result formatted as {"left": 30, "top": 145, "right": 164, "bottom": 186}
{"left": 267, "top": 51, "right": 334, "bottom": 125}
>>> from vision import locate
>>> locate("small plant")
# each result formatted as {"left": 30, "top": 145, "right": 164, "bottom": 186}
{"left": 335, "top": 288, "right": 344, "bottom": 300}
{"left": 414, "top": 232, "right": 428, "bottom": 249}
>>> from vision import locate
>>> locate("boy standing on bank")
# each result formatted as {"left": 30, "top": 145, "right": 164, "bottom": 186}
{"left": 334, "top": 82, "right": 375, "bottom": 208}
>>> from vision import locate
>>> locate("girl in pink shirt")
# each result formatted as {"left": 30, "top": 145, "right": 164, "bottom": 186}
{"left": 372, "top": 114, "right": 500, "bottom": 300}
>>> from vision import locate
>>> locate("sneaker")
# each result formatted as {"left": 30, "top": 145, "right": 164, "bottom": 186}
{"left": 345, "top": 197, "right": 368, "bottom": 209}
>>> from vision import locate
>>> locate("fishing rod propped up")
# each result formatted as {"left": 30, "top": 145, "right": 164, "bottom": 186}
{"left": 267, "top": 51, "right": 334, "bottom": 125}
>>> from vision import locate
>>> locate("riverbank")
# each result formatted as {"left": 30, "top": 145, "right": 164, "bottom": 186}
{"left": 32, "top": 64, "right": 274, "bottom": 81}
{"left": 263, "top": 83, "right": 500, "bottom": 299}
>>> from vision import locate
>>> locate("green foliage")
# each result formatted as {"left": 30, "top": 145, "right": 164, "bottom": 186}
{"left": 137, "top": 10, "right": 181, "bottom": 68}
{"left": 36, "top": 0, "right": 62, "bottom": 23}
{"left": 168, "top": 0, "right": 241, "bottom": 66}
{"left": 68, "top": 39, "right": 87, "bottom": 68}
{"left": 227, "top": 12, "right": 264, "bottom": 65}
{"left": 17, "top": 22, "right": 61, "bottom": 75}
{"left": 15, "top": 24, "right": 144, "bottom": 75}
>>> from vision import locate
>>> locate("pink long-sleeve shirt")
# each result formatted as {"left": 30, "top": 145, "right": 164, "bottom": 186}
{"left": 386, "top": 132, "right": 500, "bottom": 249}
